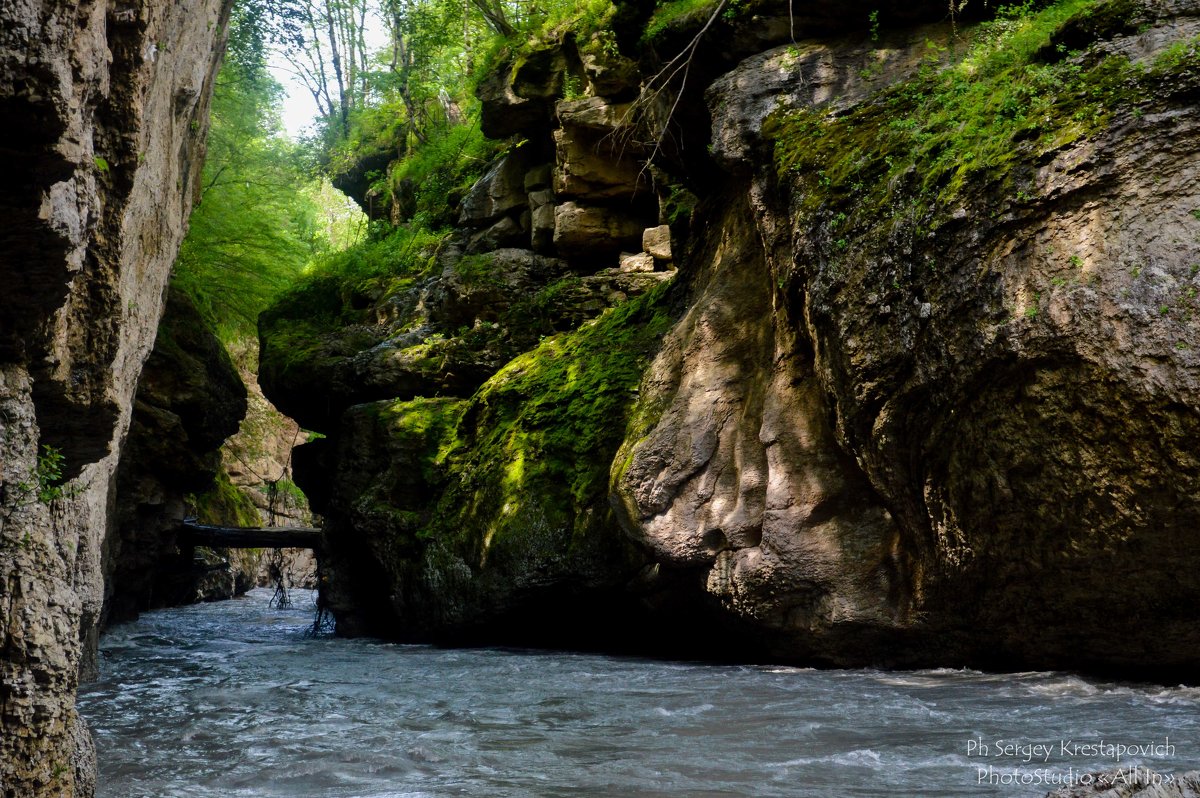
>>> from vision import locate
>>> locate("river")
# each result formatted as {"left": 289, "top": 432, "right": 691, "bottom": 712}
{"left": 77, "top": 588, "right": 1200, "bottom": 797}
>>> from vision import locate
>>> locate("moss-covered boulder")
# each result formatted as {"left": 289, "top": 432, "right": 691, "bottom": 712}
{"left": 316, "top": 286, "right": 689, "bottom": 643}
{"left": 614, "top": 0, "right": 1200, "bottom": 676}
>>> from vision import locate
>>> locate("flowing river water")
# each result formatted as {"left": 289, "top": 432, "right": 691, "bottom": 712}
{"left": 78, "top": 588, "right": 1200, "bottom": 797}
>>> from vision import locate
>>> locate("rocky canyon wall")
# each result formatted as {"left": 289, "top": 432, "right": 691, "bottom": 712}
{"left": 0, "top": 1, "right": 231, "bottom": 795}
{"left": 613, "top": 0, "right": 1200, "bottom": 674}
{"left": 261, "top": 0, "right": 1200, "bottom": 679}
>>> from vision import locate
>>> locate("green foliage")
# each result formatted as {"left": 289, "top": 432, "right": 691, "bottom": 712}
{"left": 381, "top": 397, "right": 469, "bottom": 485}
{"left": 17, "top": 445, "right": 76, "bottom": 505}
{"left": 258, "top": 222, "right": 446, "bottom": 376}
{"left": 1152, "top": 35, "right": 1200, "bottom": 74}
{"left": 305, "top": 221, "right": 446, "bottom": 284}
{"left": 767, "top": 0, "right": 1149, "bottom": 227}
{"left": 172, "top": 11, "right": 339, "bottom": 345}
{"left": 477, "top": 0, "right": 616, "bottom": 64}
{"left": 92, "top": 156, "right": 110, "bottom": 173}
{"left": 388, "top": 121, "right": 499, "bottom": 225}
{"left": 35, "top": 446, "right": 66, "bottom": 504}
{"left": 520, "top": 274, "right": 585, "bottom": 331}
{"left": 267, "top": 478, "right": 308, "bottom": 504}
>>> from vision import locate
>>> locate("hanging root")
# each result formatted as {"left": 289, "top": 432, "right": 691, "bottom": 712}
{"left": 268, "top": 546, "right": 292, "bottom": 609}
{"left": 307, "top": 556, "right": 335, "bottom": 636}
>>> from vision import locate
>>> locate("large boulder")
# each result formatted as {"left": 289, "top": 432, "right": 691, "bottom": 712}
{"left": 617, "top": 0, "right": 1200, "bottom": 674}
{"left": 578, "top": 33, "right": 640, "bottom": 98}
{"left": 553, "top": 97, "right": 649, "bottom": 200}
{"left": 458, "top": 150, "right": 534, "bottom": 227}
{"left": 476, "top": 41, "right": 571, "bottom": 139}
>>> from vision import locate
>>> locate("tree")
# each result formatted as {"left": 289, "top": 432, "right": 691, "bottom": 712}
{"left": 173, "top": 6, "right": 330, "bottom": 344}
{"left": 273, "top": 0, "right": 374, "bottom": 137}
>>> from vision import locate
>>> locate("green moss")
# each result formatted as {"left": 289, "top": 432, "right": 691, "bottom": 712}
{"left": 643, "top": 0, "right": 756, "bottom": 43}
{"left": 189, "top": 469, "right": 261, "bottom": 527}
{"left": 332, "top": 281, "right": 674, "bottom": 569}
{"left": 453, "top": 253, "right": 499, "bottom": 289}
{"left": 342, "top": 397, "right": 468, "bottom": 544}
{"left": 765, "top": 0, "right": 1151, "bottom": 229}
{"left": 382, "top": 397, "right": 468, "bottom": 482}
{"left": 423, "top": 282, "right": 675, "bottom": 556}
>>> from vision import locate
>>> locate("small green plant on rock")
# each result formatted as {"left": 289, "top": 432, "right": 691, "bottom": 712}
{"left": 17, "top": 445, "right": 76, "bottom": 505}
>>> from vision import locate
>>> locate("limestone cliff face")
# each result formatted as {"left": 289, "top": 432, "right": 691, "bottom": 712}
{"left": 618, "top": 0, "right": 1200, "bottom": 674}
{"left": 0, "top": 1, "right": 230, "bottom": 795}
{"left": 263, "top": 0, "right": 1200, "bottom": 677}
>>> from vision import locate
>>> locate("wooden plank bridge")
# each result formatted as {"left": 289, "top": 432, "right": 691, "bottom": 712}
{"left": 178, "top": 520, "right": 324, "bottom": 552}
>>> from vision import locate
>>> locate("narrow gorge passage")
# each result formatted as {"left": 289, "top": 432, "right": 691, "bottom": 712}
{"left": 8, "top": 0, "right": 1200, "bottom": 794}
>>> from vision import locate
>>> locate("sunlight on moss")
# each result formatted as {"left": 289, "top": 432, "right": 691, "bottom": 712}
{"left": 420, "top": 283, "right": 676, "bottom": 555}
{"left": 765, "top": 0, "right": 1154, "bottom": 227}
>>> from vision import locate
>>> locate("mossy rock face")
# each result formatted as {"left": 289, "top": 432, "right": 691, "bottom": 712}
{"left": 316, "top": 285, "right": 678, "bottom": 638}
{"left": 260, "top": 230, "right": 673, "bottom": 434}
{"left": 743, "top": 0, "right": 1200, "bottom": 672}
{"left": 271, "top": 0, "right": 1200, "bottom": 673}
{"left": 190, "top": 469, "right": 261, "bottom": 528}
